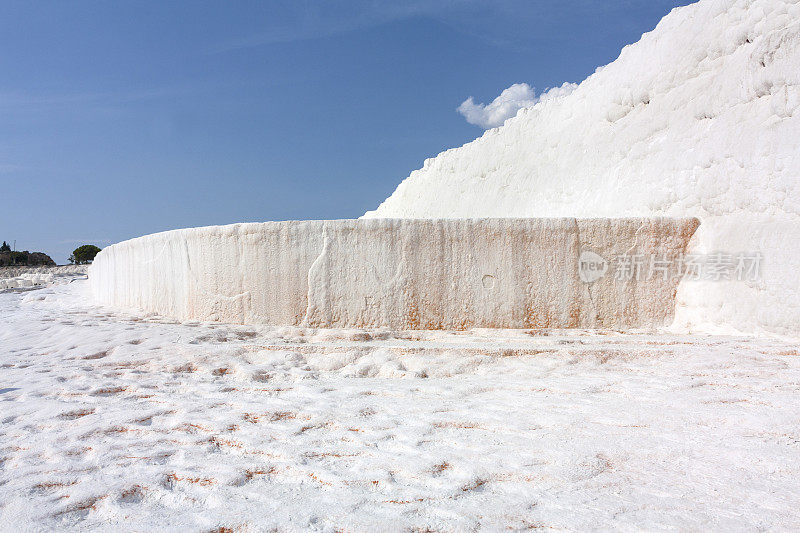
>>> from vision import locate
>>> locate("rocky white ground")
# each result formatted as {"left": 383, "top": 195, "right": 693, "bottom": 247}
{"left": 1, "top": 278, "right": 800, "bottom": 531}
{"left": 0, "top": 265, "right": 86, "bottom": 291}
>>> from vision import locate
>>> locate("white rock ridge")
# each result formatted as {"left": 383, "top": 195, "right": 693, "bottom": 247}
{"left": 88, "top": 218, "right": 697, "bottom": 330}
{"left": 364, "top": 0, "right": 800, "bottom": 336}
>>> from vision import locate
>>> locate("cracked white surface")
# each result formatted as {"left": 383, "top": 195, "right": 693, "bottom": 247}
{"left": 2, "top": 279, "right": 800, "bottom": 530}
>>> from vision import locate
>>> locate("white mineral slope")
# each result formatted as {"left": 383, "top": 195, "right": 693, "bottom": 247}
{"left": 364, "top": 0, "right": 800, "bottom": 336}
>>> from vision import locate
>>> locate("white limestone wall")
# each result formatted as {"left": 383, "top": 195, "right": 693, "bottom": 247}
{"left": 362, "top": 1, "right": 800, "bottom": 336}
{"left": 89, "top": 218, "right": 698, "bottom": 330}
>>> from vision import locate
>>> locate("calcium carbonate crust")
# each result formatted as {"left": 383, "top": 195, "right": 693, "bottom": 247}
{"left": 365, "top": 0, "right": 800, "bottom": 336}
{"left": 89, "top": 218, "right": 698, "bottom": 330}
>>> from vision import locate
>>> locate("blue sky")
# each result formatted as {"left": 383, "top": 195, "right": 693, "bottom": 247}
{"left": 0, "top": 0, "right": 692, "bottom": 263}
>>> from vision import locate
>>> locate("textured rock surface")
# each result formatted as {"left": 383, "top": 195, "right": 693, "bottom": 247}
{"left": 0, "top": 265, "right": 87, "bottom": 291}
{"left": 0, "top": 265, "right": 87, "bottom": 279}
{"left": 6, "top": 279, "right": 800, "bottom": 530}
{"left": 364, "top": 0, "right": 800, "bottom": 335}
{"left": 89, "top": 218, "right": 698, "bottom": 329}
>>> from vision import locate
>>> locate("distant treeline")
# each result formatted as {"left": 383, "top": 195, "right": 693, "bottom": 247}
{"left": 1, "top": 241, "right": 100, "bottom": 266}
{"left": 0, "top": 250, "right": 56, "bottom": 267}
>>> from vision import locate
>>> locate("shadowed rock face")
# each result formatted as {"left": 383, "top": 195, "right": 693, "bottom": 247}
{"left": 89, "top": 218, "right": 699, "bottom": 330}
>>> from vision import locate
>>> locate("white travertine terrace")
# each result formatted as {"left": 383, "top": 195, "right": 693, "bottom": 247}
{"left": 365, "top": 0, "right": 800, "bottom": 335}
{"left": 89, "top": 218, "right": 698, "bottom": 330}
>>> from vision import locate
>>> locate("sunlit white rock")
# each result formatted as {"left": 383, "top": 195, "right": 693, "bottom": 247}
{"left": 89, "top": 218, "right": 698, "bottom": 329}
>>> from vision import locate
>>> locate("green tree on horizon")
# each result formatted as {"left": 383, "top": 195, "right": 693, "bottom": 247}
{"left": 69, "top": 244, "right": 102, "bottom": 265}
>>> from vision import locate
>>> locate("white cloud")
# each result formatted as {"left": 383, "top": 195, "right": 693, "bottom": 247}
{"left": 457, "top": 82, "right": 578, "bottom": 129}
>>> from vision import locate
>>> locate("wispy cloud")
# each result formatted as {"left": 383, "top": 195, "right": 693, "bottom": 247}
{"left": 58, "top": 238, "right": 113, "bottom": 245}
{"left": 207, "top": 0, "right": 665, "bottom": 56}
{"left": 0, "top": 86, "right": 188, "bottom": 110}
{"left": 0, "top": 163, "right": 25, "bottom": 174}
{"left": 208, "top": 0, "right": 475, "bottom": 53}
{"left": 457, "top": 82, "right": 577, "bottom": 129}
